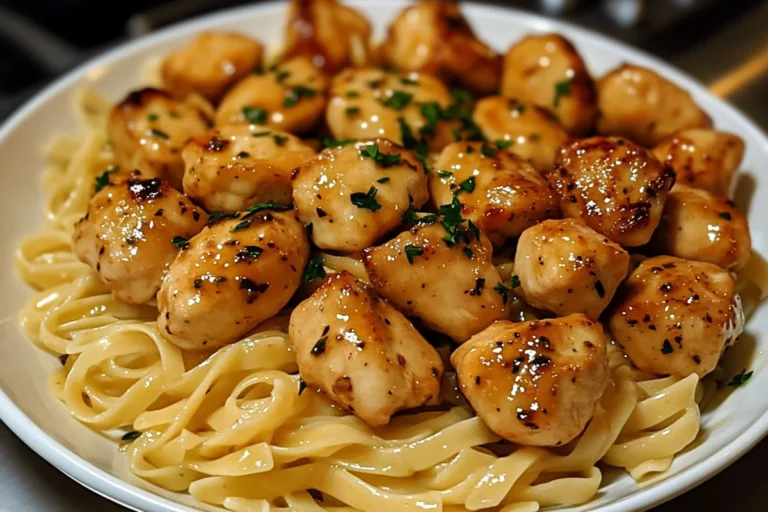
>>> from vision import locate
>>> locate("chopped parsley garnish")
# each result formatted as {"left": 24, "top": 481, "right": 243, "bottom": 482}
{"left": 284, "top": 86, "right": 316, "bottom": 107}
{"left": 377, "top": 177, "right": 390, "bottom": 183}
{"left": 236, "top": 151, "right": 250, "bottom": 158}
{"left": 404, "top": 244, "right": 424, "bottom": 264}
{"left": 273, "top": 134, "right": 288, "bottom": 146}
{"left": 553, "top": 78, "right": 572, "bottom": 108}
{"left": 718, "top": 212, "right": 732, "bottom": 221}
{"left": 508, "top": 99, "right": 526, "bottom": 114}
{"left": 450, "top": 88, "right": 473, "bottom": 106}
{"left": 345, "top": 107, "right": 361, "bottom": 116}
{"left": 150, "top": 128, "right": 169, "bottom": 139}
{"left": 121, "top": 431, "right": 142, "bottom": 441}
{"left": 455, "top": 176, "right": 476, "bottom": 195}
{"left": 94, "top": 165, "right": 119, "bottom": 192}
{"left": 147, "top": 113, "right": 158, "bottom": 122}
{"left": 466, "top": 146, "right": 475, "bottom": 153}
{"left": 494, "top": 281, "right": 509, "bottom": 302}
{"left": 661, "top": 339, "right": 674, "bottom": 354}
{"left": 240, "top": 278, "right": 269, "bottom": 303}
{"left": 350, "top": 186, "right": 381, "bottom": 211}
{"left": 438, "top": 197, "right": 477, "bottom": 247}
{"left": 511, "top": 275, "right": 521, "bottom": 288}
{"left": 480, "top": 145, "right": 496, "bottom": 157}
{"left": 302, "top": 257, "right": 327, "bottom": 283}
{"left": 251, "top": 130, "right": 271, "bottom": 137}
{"left": 172, "top": 236, "right": 189, "bottom": 250}
{"left": 418, "top": 102, "right": 441, "bottom": 137}
{"left": 359, "top": 144, "right": 401, "bottom": 167}
{"left": 235, "top": 245, "right": 263, "bottom": 262}
{"left": 463, "top": 247, "right": 474, "bottom": 259}
{"left": 231, "top": 220, "right": 251, "bottom": 232}
{"left": 367, "top": 79, "right": 384, "bottom": 89}
{"left": 345, "top": 90, "right": 360, "bottom": 98}
{"left": 242, "top": 200, "right": 290, "bottom": 219}
{"left": 379, "top": 90, "right": 413, "bottom": 110}
{"left": 728, "top": 369, "right": 754, "bottom": 387}
{"left": 401, "top": 205, "right": 437, "bottom": 226}
{"left": 470, "top": 278, "right": 485, "bottom": 296}
{"left": 274, "top": 70, "right": 291, "bottom": 83}
{"left": 397, "top": 117, "right": 428, "bottom": 164}
{"left": 243, "top": 106, "right": 268, "bottom": 124}
{"left": 494, "top": 139, "right": 513, "bottom": 149}
{"left": 529, "top": 133, "right": 541, "bottom": 141}
{"left": 400, "top": 77, "right": 419, "bottom": 86}
{"left": 322, "top": 137, "right": 356, "bottom": 148}
{"left": 208, "top": 211, "right": 240, "bottom": 225}
{"left": 437, "top": 170, "right": 453, "bottom": 178}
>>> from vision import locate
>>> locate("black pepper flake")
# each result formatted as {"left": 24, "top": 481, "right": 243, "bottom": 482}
{"left": 316, "top": 207, "right": 328, "bottom": 218}
{"left": 705, "top": 313, "right": 713, "bottom": 323}
{"left": 298, "top": 378, "right": 307, "bottom": 395}
{"left": 154, "top": 209, "right": 164, "bottom": 217}
{"left": 595, "top": 280, "right": 605, "bottom": 298}
{"left": 470, "top": 278, "right": 486, "bottom": 296}
{"left": 194, "top": 278, "right": 203, "bottom": 289}
{"left": 431, "top": 367, "right": 439, "bottom": 377}
{"left": 524, "top": 422, "right": 539, "bottom": 430}
{"left": 531, "top": 355, "right": 552, "bottom": 368}
{"left": 322, "top": 325, "right": 330, "bottom": 336}
{"left": 718, "top": 212, "right": 732, "bottom": 221}
{"left": 311, "top": 337, "right": 327, "bottom": 356}
{"left": 474, "top": 376, "right": 481, "bottom": 385}
{"left": 661, "top": 339, "right": 674, "bottom": 354}
{"left": 192, "top": 211, "right": 200, "bottom": 221}
{"left": 693, "top": 355, "right": 701, "bottom": 364}
{"left": 660, "top": 283, "right": 672, "bottom": 293}
{"left": 239, "top": 278, "right": 269, "bottom": 303}
{"left": 512, "top": 356, "right": 524, "bottom": 374}
{"left": 59, "top": 354, "right": 69, "bottom": 365}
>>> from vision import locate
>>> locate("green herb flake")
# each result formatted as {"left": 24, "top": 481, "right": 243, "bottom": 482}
{"left": 463, "top": 247, "right": 474, "bottom": 259}
{"left": 466, "top": 146, "right": 475, "bottom": 154}
{"left": 147, "top": 113, "right": 159, "bottom": 122}
{"left": 418, "top": 102, "right": 441, "bottom": 137}
{"left": 243, "top": 106, "right": 268, "bottom": 124}
{"left": 94, "top": 165, "right": 119, "bottom": 192}
{"left": 553, "top": 79, "right": 572, "bottom": 108}
{"left": 405, "top": 244, "right": 424, "bottom": 264}
{"left": 661, "top": 339, "right": 674, "bottom": 354}
{"left": 508, "top": 99, "right": 526, "bottom": 114}
{"left": 455, "top": 176, "right": 476, "bottom": 195}
{"left": 172, "top": 236, "right": 190, "bottom": 250}
{"left": 298, "top": 378, "right": 308, "bottom": 395}
{"left": 235, "top": 245, "right": 263, "bottom": 262}
{"left": 302, "top": 257, "right": 327, "bottom": 283}
{"left": 350, "top": 186, "right": 381, "bottom": 211}
{"left": 367, "top": 79, "right": 384, "bottom": 89}
{"left": 150, "top": 128, "right": 170, "bottom": 140}
{"left": 494, "top": 281, "right": 509, "bottom": 302}
{"left": 397, "top": 117, "right": 429, "bottom": 164}
{"left": 251, "top": 130, "right": 271, "bottom": 137}
{"left": 242, "top": 200, "right": 290, "bottom": 219}
{"left": 400, "top": 77, "right": 419, "bottom": 86}
{"left": 377, "top": 177, "right": 390, "bottom": 183}
{"left": 345, "top": 107, "right": 361, "bottom": 117}
{"left": 274, "top": 70, "right": 291, "bottom": 83}
{"left": 481, "top": 145, "right": 496, "bottom": 158}
{"left": 529, "top": 133, "right": 541, "bottom": 141}
{"left": 359, "top": 144, "right": 401, "bottom": 167}
{"left": 273, "top": 134, "right": 288, "bottom": 147}
{"left": 728, "top": 369, "right": 754, "bottom": 387}
{"left": 231, "top": 220, "right": 251, "bottom": 232}
{"left": 437, "top": 170, "right": 453, "bottom": 178}
{"left": 322, "top": 138, "right": 357, "bottom": 149}
{"left": 494, "top": 139, "right": 513, "bottom": 149}
{"left": 345, "top": 90, "right": 360, "bottom": 98}
{"left": 121, "top": 430, "right": 142, "bottom": 442}
{"left": 284, "top": 86, "right": 316, "bottom": 107}
{"left": 511, "top": 275, "right": 521, "bottom": 288}
{"left": 379, "top": 90, "right": 413, "bottom": 111}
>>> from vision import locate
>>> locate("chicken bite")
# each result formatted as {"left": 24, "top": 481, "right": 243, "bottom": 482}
{"left": 73, "top": 173, "right": 208, "bottom": 304}
{"left": 215, "top": 57, "right": 328, "bottom": 133}
{"left": 363, "top": 218, "right": 507, "bottom": 342}
{"left": 608, "top": 256, "right": 744, "bottom": 378}
{"left": 452, "top": 315, "right": 609, "bottom": 446}
{"left": 501, "top": 33, "right": 597, "bottom": 136}
{"left": 546, "top": 136, "right": 676, "bottom": 247}
{"left": 652, "top": 129, "right": 745, "bottom": 196}
{"left": 281, "top": 0, "right": 372, "bottom": 74}
{"left": 157, "top": 209, "right": 309, "bottom": 350}
{"left": 162, "top": 32, "right": 264, "bottom": 103}
{"left": 472, "top": 96, "right": 569, "bottom": 172}
{"left": 430, "top": 142, "right": 558, "bottom": 245}
{"left": 108, "top": 88, "right": 212, "bottom": 189}
{"left": 515, "top": 218, "right": 630, "bottom": 319}
{"left": 289, "top": 271, "right": 443, "bottom": 426}
{"left": 182, "top": 123, "right": 315, "bottom": 212}
{"left": 596, "top": 64, "right": 711, "bottom": 147}
{"left": 381, "top": 0, "right": 501, "bottom": 95}
{"left": 292, "top": 139, "right": 428, "bottom": 253}
{"left": 652, "top": 185, "right": 751, "bottom": 270}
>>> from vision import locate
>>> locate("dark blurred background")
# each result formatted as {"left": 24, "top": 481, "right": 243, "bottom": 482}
{"left": 0, "top": 0, "right": 767, "bottom": 127}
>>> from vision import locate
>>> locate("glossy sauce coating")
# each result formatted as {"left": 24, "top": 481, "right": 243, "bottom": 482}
{"left": 289, "top": 271, "right": 444, "bottom": 426}
{"left": 546, "top": 136, "right": 675, "bottom": 247}
{"left": 182, "top": 123, "right": 316, "bottom": 212}
{"left": 608, "top": 255, "right": 744, "bottom": 378}
{"left": 157, "top": 210, "right": 309, "bottom": 350}
{"left": 452, "top": 315, "right": 609, "bottom": 446}
{"left": 74, "top": 173, "right": 208, "bottom": 304}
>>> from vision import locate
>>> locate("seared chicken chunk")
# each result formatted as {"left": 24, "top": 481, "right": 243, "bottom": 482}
{"left": 215, "top": 57, "right": 328, "bottom": 133}
{"left": 452, "top": 315, "right": 609, "bottom": 446}
{"left": 289, "top": 271, "right": 444, "bottom": 426}
{"left": 472, "top": 96, "right": 569, "bottom": 172}
{"left": 596, "top": 64, "right": 711, "bottom": 147}
{"left": 281, "top": 0, "right": 372, "bottom": 74}
{"left": 162, "top": 32, "right": 264, "bottom": 103}
{"left": 546, "top": 136, "right": 675, "bottom": 247}
{"left": 381, "top": 0, "right": 501, "bottom": 95}
{"left": 363, "top": 220, "right": 507, "bottom": 342}
{"left": 108, "top": 88, "right": 212, "bottom": 188}
{"left": 501, "top": 33, "right": 597, "bottom": 136}
{"left": 74, "top": 174, "right": 208, "bottom": 304}
{"left": 652, "top": 185, "right": 751, "bottom": 270}
{"left": 515, "top": 218, "right": 630, "bottom": 319}
{"left": 652, "top": 129, "right": 745, "bottom": 196}
{"left": 326, "top": 68, "right": 474, "bottom": 152}
{"left": 157, "top": 210, "right": 309, "bottom": 350}
{"left": 182, "top": 124, "right": 315, "bottom": 212}
{"left": 430, "top": 142, "right": 558, "bottom": 245}
{"left": 292, "top": 140, "right": 428, "bottom": 253}
{"left": 608, "top": 256, "right": 744, "bottom": 378}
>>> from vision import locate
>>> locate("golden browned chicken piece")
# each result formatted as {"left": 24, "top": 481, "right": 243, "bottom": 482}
{"left": 363, "top": 219, "right": 507, "bottom": 342}
{"left": 74, "top": 173, "right": 208, "bottom": 304}
{"left": 430, "top": 142, "right": 558, "bottom": 245}
{"left": 472, "top": 96, "right": 569, "bottom": 172}
{"left": 292, "top": 140, "right": 428, "bottom": 253}
{"left": 652, "top": 129, "right": 745, "bottom": 196}
{"left": 546, "top": 136, "right": 676, "bottom": 247}
{"left": 108, "top": 88, "right": 212, "bottom": 189}
{"left": 157, "top": 210, "right": 309, "bottom": 350}
{"left": 281, "top": 0, "right": 372, "bottom": 74}
{"left": 289, "top": 271, "right": 444, "bottom": 426}
{"left": 515, "top": 218, "right": 630, "bottom": 319}
{"left": 162, "top": 32, "right": 264, "bottom": 103}
{"left": 608, "top": 256, "right": 744, "bottom": 378}
{"left": 501, "top": 33, "right": 597, "bottom": 136}
{"left": 326, "top": 68, "right": 476, "bottom": 152}
{"left": 381, "top": 0, "right": 501, "bottom": 95}
{"left": 596, "top": 64, "right": 711, "bottom": 147}
{"left": 452, "top": 315, "right": 609, "bottom": 446}
{"left": 182, "top": 124, "right": 315, "bottom": 212}
{"left": 652, "top": 185, "right": 751, "bottom": 270}
{"left": 215, "top": 57, "right": 327, "bottom": 133}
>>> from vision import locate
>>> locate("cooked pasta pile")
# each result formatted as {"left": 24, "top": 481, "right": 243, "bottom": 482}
{"left": 13, "top": 89, "right": 706, "bottom": 512}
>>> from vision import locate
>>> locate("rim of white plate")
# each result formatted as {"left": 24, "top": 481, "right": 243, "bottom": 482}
{"left": 1, "top": 1, "right": 767, "bottom": 512}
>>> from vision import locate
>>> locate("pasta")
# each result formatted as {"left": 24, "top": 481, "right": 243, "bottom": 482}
{"left": 15, "top": 1, "right": 756, "bottom": 509}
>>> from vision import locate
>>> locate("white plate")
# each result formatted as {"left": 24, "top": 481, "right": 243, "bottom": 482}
{"left": 1, "top": 1, "right": 767, "bottom": 511}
